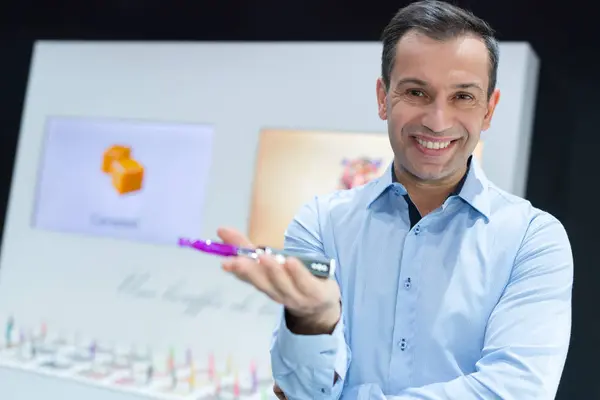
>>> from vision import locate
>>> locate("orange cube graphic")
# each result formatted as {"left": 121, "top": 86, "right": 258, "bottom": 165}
{"left": 102, "top": 145, "right": 144, "bottom": 195}
{"left": 102, "top": 145, "right": 131, "bottom": 173}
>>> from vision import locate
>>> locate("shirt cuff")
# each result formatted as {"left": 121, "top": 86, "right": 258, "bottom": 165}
{"left": 276, "top": 312, "right": 348, "bottom": 379}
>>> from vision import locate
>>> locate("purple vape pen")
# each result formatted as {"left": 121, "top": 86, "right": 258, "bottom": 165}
{"left": 178, "top": 238, "right": 336, "bottom": 279}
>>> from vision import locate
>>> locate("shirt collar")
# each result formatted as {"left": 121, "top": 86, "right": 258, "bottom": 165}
{"left": 366, "top": 156, "right": 491, "bottom": 220}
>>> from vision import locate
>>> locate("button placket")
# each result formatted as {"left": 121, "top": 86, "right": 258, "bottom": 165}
{"left": 388, "top": 212, "right": 420, "bottom": 390}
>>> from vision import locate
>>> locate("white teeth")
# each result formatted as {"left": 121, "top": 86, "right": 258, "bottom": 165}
{"left": 416, "top": 138, "right": 451, "bottom": 149}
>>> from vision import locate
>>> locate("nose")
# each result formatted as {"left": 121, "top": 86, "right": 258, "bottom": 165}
{"left": 421, "top": 100, "right": 454, "bottom": 133}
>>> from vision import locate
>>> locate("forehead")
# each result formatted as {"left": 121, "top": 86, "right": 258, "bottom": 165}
{"left": 392, "top": 30, "right": 490, "bottom": 88}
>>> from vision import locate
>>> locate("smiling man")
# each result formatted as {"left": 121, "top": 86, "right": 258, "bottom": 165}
{"left": 217, "top": 1, "right": 573, "bottom": 399}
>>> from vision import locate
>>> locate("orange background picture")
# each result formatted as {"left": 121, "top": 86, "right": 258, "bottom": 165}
{"left": 102, "top": 145, "right": 145, "bottom": 195}
{"left": 248, "top": 129, "right": 484, "bottom": 249}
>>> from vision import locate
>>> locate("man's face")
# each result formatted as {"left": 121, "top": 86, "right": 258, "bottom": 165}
{"left": 376, "top": 31, "right": 500, "bottom": 183}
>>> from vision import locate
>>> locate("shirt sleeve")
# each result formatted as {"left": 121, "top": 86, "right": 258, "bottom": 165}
{"left": 270, "top": 196, "right": 352, "bottom": 400}
{"left": 342, "top": 212, "right": 573, "bottom": 400}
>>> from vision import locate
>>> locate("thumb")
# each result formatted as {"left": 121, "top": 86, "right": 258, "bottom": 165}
{"left": 217, "top": 227, "right": 255, "bottom": 248}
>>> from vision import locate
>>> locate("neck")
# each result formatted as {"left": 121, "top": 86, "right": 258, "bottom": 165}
{"left": 394, "top": 163, "right": 467, "bottom": 216}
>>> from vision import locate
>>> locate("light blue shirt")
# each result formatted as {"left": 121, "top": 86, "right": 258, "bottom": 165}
{"left": 270, "top": 158, "right": 573, "bottom": 400}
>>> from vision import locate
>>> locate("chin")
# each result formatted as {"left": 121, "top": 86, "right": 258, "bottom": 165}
{"left": 416, "top": 172, "right": 447, "bottom": 181}
{"left": 411, "top": 166, "right": 451, "bottom": 182}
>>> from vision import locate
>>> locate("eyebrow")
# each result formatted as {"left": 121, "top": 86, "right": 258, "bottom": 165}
{"left": 395, "top": 78, "right": 428, "bottom": 88}
{"left": 395, "top": 78, "right": 484, "bottom": 93}
{"left": 452, "top": 82, "right": 485, "bottom": 93}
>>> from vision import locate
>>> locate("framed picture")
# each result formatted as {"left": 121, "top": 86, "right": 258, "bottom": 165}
{"left": 32, "top": 116, "right": 214, "bottom": 245}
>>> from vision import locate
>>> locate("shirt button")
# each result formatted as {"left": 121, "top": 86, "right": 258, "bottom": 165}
{"left": 399, "top": 338, "right": 407, "bottom": 351}
{"left": 404, "top": 278, "right": 412, "bottom": 289}
{"left": 414, "top": 225, "right": 421, "bottom": 235}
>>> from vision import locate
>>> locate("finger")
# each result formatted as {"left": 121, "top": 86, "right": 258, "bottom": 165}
{"left": 222, "top": 257, "right": 284, "bottom": 302}
{"left": 283, "top": 256, "right": 323, "bottom": 297}
{"left": 217, "top": 227, "right": 254, "bottom": 248}
{"left": 258, "top": 254, "right": 302, "bottom": 306}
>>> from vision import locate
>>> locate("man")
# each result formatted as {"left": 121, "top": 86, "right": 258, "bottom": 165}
{"left": 217, "top": 1, "right": 573, "bottom": 399}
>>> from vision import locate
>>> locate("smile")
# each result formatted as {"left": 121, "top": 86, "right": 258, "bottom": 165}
{"left": 413, "top": 137, "right": 458, "bottom": 156}
{"left": 415, "top": 137, "right": 454, "bottom": 150}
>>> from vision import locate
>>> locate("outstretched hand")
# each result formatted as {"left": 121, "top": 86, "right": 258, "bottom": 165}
{"left": 216, "top": 227, "right": 341, "bottom": 327}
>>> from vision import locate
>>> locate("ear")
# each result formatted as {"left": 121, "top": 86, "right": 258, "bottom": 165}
{"left": 376, "top": 77, "right": 388, "bottom": 120}
{"left": 482, "top": 88, "right": 501, "bottom": 131}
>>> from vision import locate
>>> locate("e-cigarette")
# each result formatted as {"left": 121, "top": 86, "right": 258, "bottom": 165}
{"left": 178, "top": 238, "right": 336, "bottom": 279}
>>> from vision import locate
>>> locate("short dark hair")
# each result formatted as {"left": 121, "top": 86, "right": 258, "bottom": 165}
{"left": 380, "top": 0, "right": 499, "bottom": 99}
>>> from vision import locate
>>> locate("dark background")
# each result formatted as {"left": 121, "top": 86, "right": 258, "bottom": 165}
{"left": 0, "top": 0, "right": 595, "bottom": 397}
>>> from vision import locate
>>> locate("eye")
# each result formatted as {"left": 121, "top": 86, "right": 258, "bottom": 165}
{"left": 455, "top": 92, "right": 474, "bottom": 101}
{"left": 407, "top": 89, "right": 426, "bottom": 97}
